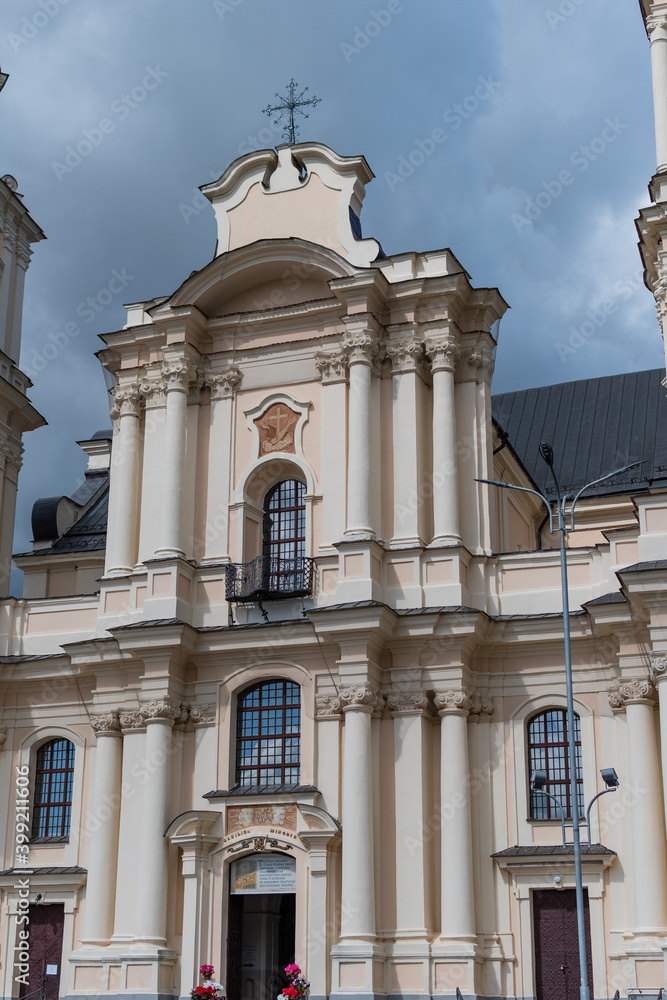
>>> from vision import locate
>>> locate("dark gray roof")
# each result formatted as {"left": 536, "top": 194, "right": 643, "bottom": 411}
{"left": 492, "top": 368, "right": 667, "bottom": 498}
{"left": 49, "top": 487, "right": 108, "bottom": 553}
{"left": 619, "top": 560, "right": 667, "bottom": 572}
{"left": 492, "top": 844, "right": 615, "bottom": 858}
{"left": 584, "top": 591, "right": 627, "bottom": 606}
{"left": 0, "top": 866, "right": 87, "bottom": 876}
{"left": 204, "top": 784, "right": 319, "bottom": 798}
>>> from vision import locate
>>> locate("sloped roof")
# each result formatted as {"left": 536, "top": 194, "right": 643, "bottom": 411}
{"left": 492, "top": 368, "right": 667, "bottom": 499}
{"left": 48, "top": 487, "right": 108, "bottom": 554}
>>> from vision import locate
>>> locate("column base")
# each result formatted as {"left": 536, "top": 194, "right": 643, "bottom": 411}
{"left": 343, "top": 529, "right": 376, "bottom": 541}
{"left": 154, "top": 547, "right": 187, "bottom": 559}
{"left": 429, "top": 535, "right": 462, "bottom": 547}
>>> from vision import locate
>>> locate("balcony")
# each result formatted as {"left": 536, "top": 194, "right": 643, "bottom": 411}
{"left": 225, "top": 555, "right": 315, "bottom": 603}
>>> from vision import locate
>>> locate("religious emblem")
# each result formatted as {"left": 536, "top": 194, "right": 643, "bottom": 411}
{"left": 255, "top": 403, "right": 299, "bottom": 455}
{"left": 262, "top": 79, "right": 321, "bottom": 145}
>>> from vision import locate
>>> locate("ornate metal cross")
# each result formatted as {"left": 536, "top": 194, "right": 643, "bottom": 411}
{"left": 262, "top": 78, "right": 321, "bottom": 145}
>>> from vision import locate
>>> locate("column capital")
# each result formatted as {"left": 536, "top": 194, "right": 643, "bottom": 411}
{"left": 648, "top": 15, "right": 667, "bottom": 37}
{"left": 386, "top": 338, "right": 425, "bottom": 375}
{"left": 188, "top": 703, "right": 216, "bottom": 727}
{"left": 339, "top": 685, "right": 379, "bottom": 714}
{"left": 0, "top": 442, "right": 23, "bottom": 477}
{"left": 434, "top": 688, "right": 472, "bottom": 717}
{"left": 91, "top": 711, "right": 122, "bottom": 736}
{"left": 315, "top": 351, "right": 348, "bottom": 385}
{"left": 466, "top": 344, "right": 495, "bottom": 381}
{"left": 110, "top": 381, "right": 142, "bottom": 419}
{"left": 161, "top": 358, "right": 198, "bottom": 392}
{"left": 424, "top": 334, "right": 461, "bottom": 374}
{"left": 2, "top": 220, "right": 18, "bottom": 251}
{"left": 650, "top": 651, "right": 667, "bottom": 684}
{"left": 139, "top": 371, "right": 167, "bottom": 407}
{"left": 343, "top": 332, "right": 381, "bottom": 367}
{"left": 469, "top": 692, "right": 494, "bottom": 721}
{"left": 205, "top": 366, "right": 242, "bottom": 400}
{"left": 119, "top": 710, "right": 145, "bottom": 731}
{"left": 609, "top": 677, "right": 657, "bottom": 712}
{"left": 15, "top": 239, "right": 32, "bottom": 271}
{"left": 139, "top": 697, "right": 185, "bottom": 726}
{"left": 315, "top": 694, "right": 342, "bottom": 718}
{"left": 386, "top": 689, "right": 430, "bottom": 715}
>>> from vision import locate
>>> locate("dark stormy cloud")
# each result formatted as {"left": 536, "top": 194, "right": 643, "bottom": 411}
{"left": 0, "top": 0, "right": 661, "bottom": 588}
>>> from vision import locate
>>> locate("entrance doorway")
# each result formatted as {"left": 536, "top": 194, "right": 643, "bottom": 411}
{"left": 227, "top": 855, "right": 296, "bottom": 1000}
{"left": 18, "top": 903, "right": 64, "bottom": 1000}
{"left": 533, "top": 889, "right": 593, "bottom": 1000}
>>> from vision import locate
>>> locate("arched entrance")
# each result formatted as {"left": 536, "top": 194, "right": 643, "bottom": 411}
{"left": 227, "top": 853, "right": 296, "bottom": 1000}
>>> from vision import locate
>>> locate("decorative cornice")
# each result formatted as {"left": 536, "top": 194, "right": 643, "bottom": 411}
{"left": 650, "top": 652, "right": 667, "bottom": 685}
{"left": 161, "top": 359, "right": 198, "bottom": 393}
{"left": 205, "top": 367, "right": 242, "bottom": 400}
{"left": 434, "top": 689, "right": 472, "bottom": 717}
{"left": 139, "top": 697, "right": 183, "bottom": 725}
{"left": 609, "top": 678, "right": 656, "bottom": 712}
{"left": 385, "top": 690, "right": 430, "bottom": 715}
{"left": 386, "top": 340, "right": 423, "bottom": 375}
{"left": 110, "top": 382, "right": 142, "bottom": 419}
{"left": 343, "top": 333, "right": 380, "bottom": 367}
{"left": 338, "top": 685, "right": 379, "bottom": 713}
{"left": 91, "top": 711, "right": 121, "bottom": 736}
{"left": 315, "top": 352, "right": 348, "bottom": 385}
{"left": 424, "top": 335, "right": 460, "bottom": 374}
{"left": 315, "top": 694, "right": 342, "bottom": 718}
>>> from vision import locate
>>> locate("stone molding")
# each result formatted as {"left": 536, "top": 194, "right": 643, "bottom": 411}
{"left": 110, "top": 382, "right": 142, "bottom": 420}
{"left": 650, "top": 652, "right": 667, "bottom": 685}
{"left": 385, "top": 689, "right": 430, "bottom": 715}
{"left": 206, "top": 367, "right": 242, "bottom": 400}
{"left": 609, "top": 678, "right": 657, "bottom": 712}
{"left": 338, "top": 685, "right": 379, "bottom": 713}
{"left": 343, "top": 333, "right": 380, "bottom": 367}
{"left": 315, "top": 694, "right": 342, "bottom": 718}
{"left": 161, "top": 358, "right": 198, "bottom": 393}
{"left": 315, "top": 352, "right": 348, "bottom": 385}
{"left": 90, "top": 711, "right": 121, "bottom": 736}
{"left": 386, "top": 339, "right": 423, "bottom": 375}
{"left": 424, "top": 334, "right": 461, "bottom": 374}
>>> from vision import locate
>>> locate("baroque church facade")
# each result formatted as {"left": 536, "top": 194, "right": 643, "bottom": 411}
{"left": 2, "top": 5, "right": 667, "bottom": 1000}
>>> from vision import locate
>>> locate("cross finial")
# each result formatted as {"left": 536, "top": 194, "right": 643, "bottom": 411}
{"left": 262, "top": 78, "right": 321, "bottom": 146}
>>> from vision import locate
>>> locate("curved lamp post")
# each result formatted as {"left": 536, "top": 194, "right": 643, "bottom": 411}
{"left": 479, "top": 447, "right": 640, "bottom": 1000}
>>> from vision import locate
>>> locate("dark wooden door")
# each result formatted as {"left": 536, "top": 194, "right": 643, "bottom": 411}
{"left": 19, "top": 904, "right": 64, "bottom": 1000}
{"left": 533, "top": 889, "right": 593, "bottom": 1000}
{"left": 226, "top": 894, "right": 244, "bottom": 1000}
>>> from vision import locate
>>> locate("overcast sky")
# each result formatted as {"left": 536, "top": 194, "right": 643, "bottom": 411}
{"left": 0, "top": 0, "right": 662, "bottom": 584}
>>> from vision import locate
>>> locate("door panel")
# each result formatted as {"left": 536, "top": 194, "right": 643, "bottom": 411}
{"left": 533, "top": 889, "right": 593, "bottom": 1000}
{"left": 19, "top": 904, "right": 64, "bottom": 1000}
{"left": 227, "top": 893, "right": 244, "bottom": 1000}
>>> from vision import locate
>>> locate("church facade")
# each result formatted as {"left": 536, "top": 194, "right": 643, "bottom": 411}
{"left": 2, "top": 6, "right": 667, "bottom": 1000}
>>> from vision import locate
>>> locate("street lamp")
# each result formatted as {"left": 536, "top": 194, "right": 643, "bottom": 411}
{"left": 478, "top": 445, "right": 641, "bottom": 1000}
{"left": 531, "top": 767, "right": 620, "bottom": 847}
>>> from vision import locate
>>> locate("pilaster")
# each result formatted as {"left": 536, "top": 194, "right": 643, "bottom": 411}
{"left": 424, "top": 330, "right": 461, "bottom": 546}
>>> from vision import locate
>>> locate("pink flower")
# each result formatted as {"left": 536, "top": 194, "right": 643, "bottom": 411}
{"left": 284, "top": 966, "right": 301, "bottom": 979}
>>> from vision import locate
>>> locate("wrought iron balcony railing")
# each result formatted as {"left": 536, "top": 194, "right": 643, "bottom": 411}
{"left": 225, "top": 555, "right": 315, "bottom": 603}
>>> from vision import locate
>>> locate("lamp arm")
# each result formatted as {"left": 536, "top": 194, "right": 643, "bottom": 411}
{"left": 570, "top": 461, "right": 643, "bottom": 530}
{"left": 475, "top": 478, "right": 554, "bottom": 533}
{"left": 585, "top": 786, "right": 616, "bottom": 845}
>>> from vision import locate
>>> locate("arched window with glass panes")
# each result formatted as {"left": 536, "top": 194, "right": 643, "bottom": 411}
{"left": 31, "top": 738, "right": 75, "bottom": 840}
{"left": 528, "top": 708, "right": 583, "bottom": 819}
{"left": 262, "top": 479, "right": 306, "bottom": 594}
{"left": 235, "top": 680, "right": 301, "bottom": 787}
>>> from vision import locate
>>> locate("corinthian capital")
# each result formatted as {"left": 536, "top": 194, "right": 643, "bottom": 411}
{"left": 206, "top": 367, "right": 242, "bottom": 400}
{"left": 339, "top": 685, "right": 379, "bottom": 713}
{"left": 386, "top": 689, "right": 430, "bottom": 714}
{"left": 650, "top": 652, "right": 667, "bottom": 685}
{"left": 343, "top": 333, "right": 380, "bottom": 367}
{"left": 469, "top": 693, "right": 494, "bottom": 719}
{"left": 110, "top": 382, "right": 142, "bottom": 419}
{"left": 386, "top": 340, "right": 423, "bottom": 375}
{"left": 91, "top": 711, "right": 121, "bottom": 736}
{"left": 425, "top": 334, "right": 460, "bottom": 374}
{"left": 467, "top": 345, "right": 495, "bottom": 380}
{"left": 315, "top": 694, "right": 342, "bottom": 718}
{"left": 161, "top": 358, "right": 198, "bottom": 392}
{"left": 315, "top": 352, "right": 348, "bottom": 385}
{"left": 609, "top": 677, "right": 656, "bottom": 712}
{"left": 434, "top": 689, "right": 472, "bottom": 717}
{"left": 139, "top": 697, "right": 183, "bottom": 725}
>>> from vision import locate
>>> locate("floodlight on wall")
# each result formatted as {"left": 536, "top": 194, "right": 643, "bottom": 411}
{"left": 600, "top": 767, "right": 619, "bottom": 788}
{"left": 530, "top": 770, "right": 548, "bottom": 790}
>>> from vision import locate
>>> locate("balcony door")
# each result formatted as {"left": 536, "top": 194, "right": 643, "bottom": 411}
{"left": 263, "top": 480, "right": 306, "bottom": 594}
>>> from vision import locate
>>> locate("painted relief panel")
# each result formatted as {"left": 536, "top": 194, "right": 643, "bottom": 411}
{"left": 255, "top": 403, "right": 299, "bottom": 455}
{"left": 226, "top": 803, "right": 297, "bottom": 832}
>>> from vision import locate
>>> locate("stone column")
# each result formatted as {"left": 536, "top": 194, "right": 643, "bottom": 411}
{"left": 650, "top": 653, "right": 667, "bottom": 836}
{"left": 339, "top": 686, "right": 377, "bottom": 941}
{"left": 0, "top": 221, "right": 17, "bottom": 352}
{"left": 315, "top": 353, "right": 348, "bottom": 547}
{"left": 610, "top": 679, "right": 667, "bottom": 933}
{"left": 435, "top": 690, "right": 476, "bottom": 942}
{"left": 204, "top": 368, "right": 242, "bottom": 560}
{"left": 386, "top": 341, "right": 426, "bottom": 545}
{"left": 112, "top": 713, "right": 145, "bottom": 942}
{"left": 81, "top": 712, "right": 122, "bottom": 944}
{"left": 135, "top": 698, "right": 182, "bottom": 945}
{"left": 179, "top": 840, "right": 214, "bottom": 998}
{"left": 6, "top": 239, "right": 31, "bottom": 363}
{"left": 343, "top": 332, "right": 379, "bottom": 538}
{"left": 649, "top": 18, "right": 667, "bottom": 174}
{"left": 387, "top": 690, "right": 432, "bottom": 938}
{"left": 106, "top": 381, "right": 142, "bottom": 576}
{"left": 425, "top": 334, "right": 461, "bottom": 545}
{"left": 156, "top": 359, "right": 197, "bottom": 558}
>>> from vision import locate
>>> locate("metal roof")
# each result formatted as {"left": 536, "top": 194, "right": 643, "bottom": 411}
{"left": 492, "top": 368, "right": 667, "bottom": 499}
{"left": 491, "top": 844, "right": 615, "bottom": 857}
{"left": 49, "top": 487, "right": 108, "bottom": 554}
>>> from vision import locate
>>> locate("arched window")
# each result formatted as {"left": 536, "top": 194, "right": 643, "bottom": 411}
{"left": 528, "top": 709, "right": 583, "bottom": 819}
{"left": 31, "top": 738, "right": 75, "bottom": 839}
{"left": 236, "top": 680, "right": 301, "bottom": 787}
{"left": 263, "top": 480, "right": 306, "bottom": 593}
